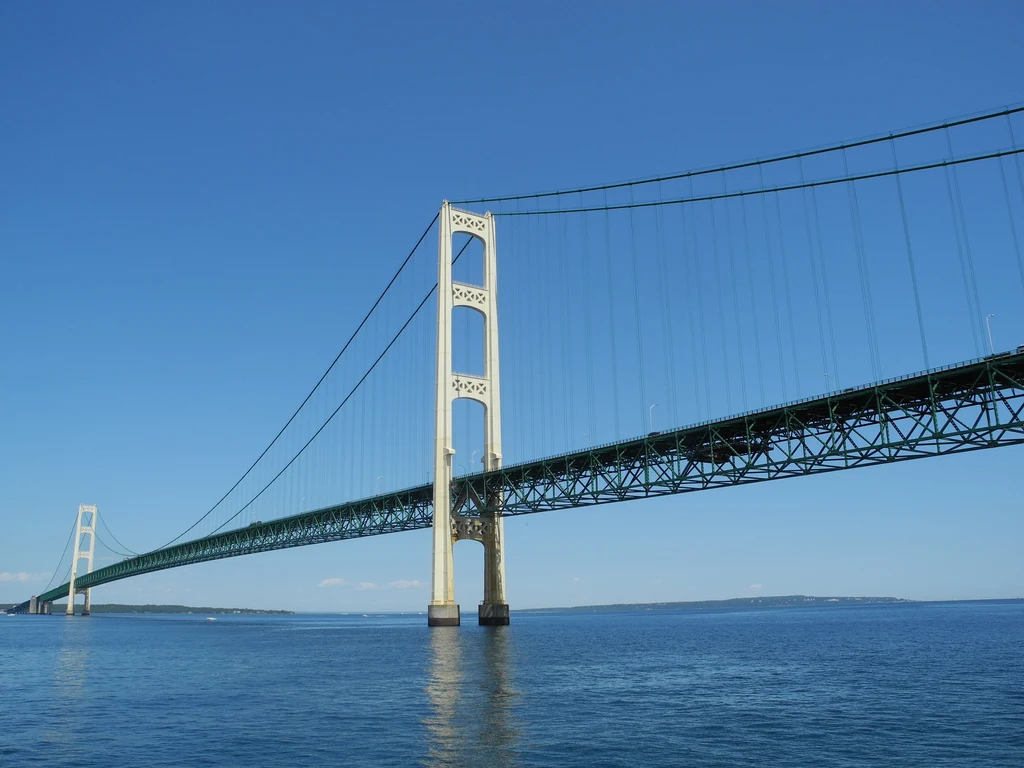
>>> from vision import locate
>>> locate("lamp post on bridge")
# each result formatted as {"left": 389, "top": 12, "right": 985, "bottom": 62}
{"left": 986, "top": 314, "right": 996, "bottom": 356}
{"left": 649, "top": 403, "right": 658, "bottom": 433}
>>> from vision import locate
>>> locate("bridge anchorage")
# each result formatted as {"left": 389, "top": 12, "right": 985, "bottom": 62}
{"left": 429, "top": 202, "right": 509, "bottom": 627}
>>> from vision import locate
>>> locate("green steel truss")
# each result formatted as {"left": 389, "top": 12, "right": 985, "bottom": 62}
{"left": 467, "top": 352, "right": 1024, "bottom": 515}
{"left": 23, "top": 352, "right": 1024, "bottom": 609}
{"left": 32, "top": 486, "right": 435, "bottom": 604}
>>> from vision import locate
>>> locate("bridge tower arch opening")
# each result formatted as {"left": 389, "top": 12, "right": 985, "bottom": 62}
{"left": 429, "top": 202, "right": 509, "bottom": 627}
{"left": 66, "top": 504, "right": 97, "bottom": 616}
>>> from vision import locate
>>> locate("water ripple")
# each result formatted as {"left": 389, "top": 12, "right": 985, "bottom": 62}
{"left": 0, "top": 603, "right": 1020, "bottom": 766}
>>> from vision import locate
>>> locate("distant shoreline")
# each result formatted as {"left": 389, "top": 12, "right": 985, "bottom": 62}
{"left": 4, "top": 596, "right": 1020, "bottom": 615}
{"left": 516, "top": 595, "right": 1023, "bottom": 614}
{"left": 1, "top": 603, "right": 293, "bottom": 615}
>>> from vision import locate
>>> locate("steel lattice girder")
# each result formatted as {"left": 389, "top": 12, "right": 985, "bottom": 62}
{"left": 34, "top": 487, "right": 435, "bottom": 603}
{"left": 23, "top": 353, "right": 1024, "bottom": 609}
{"left": 464, "top": 354, "right": 1024, "bottom": 515}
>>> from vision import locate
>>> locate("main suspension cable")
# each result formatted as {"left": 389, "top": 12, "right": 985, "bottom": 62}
{"left": 490, "top": 149, "right": 1024, "bottom": 217}
{"left": 455, "top": 105, "right": 1024, "bottom": 204}
{"left": 194, "top": 238, "right": 474, "bottom": 542}
{"left": 99, "top": 514, "right": 138, "bottom": 556}
{"left": 40, "top": 516, "right": 78, "bottom": 594}
{"left": 157, "top": 213, "right": 439, "bottom": 549}
{"left": 94, "top": 530, "right": 135, "bottom": 559}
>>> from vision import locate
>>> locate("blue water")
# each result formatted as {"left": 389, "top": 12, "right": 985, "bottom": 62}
{"left": 1, "top": 602, "right": 1021, "bottom": 767}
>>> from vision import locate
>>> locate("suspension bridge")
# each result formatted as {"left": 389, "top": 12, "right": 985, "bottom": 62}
{"left": 11, "top": 105, "right": 1024, "bottom": 623}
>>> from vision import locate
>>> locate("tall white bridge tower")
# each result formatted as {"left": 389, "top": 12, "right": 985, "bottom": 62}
{"left": 66, "top": 504, "right": 97, "bottom": 616}
{"left": 428, "top": 202, "right": 509, "bottom": 627}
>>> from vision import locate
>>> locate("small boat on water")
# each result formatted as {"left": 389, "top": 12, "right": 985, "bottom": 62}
{"left": 206, "top": 617, "right": 217, "bottom": 622}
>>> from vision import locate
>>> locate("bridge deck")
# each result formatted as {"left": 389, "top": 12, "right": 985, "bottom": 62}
{"left": 18, "top": 352, "right": 1024, "bottom": 610}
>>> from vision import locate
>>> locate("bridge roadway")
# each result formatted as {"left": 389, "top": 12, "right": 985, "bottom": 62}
{"left": 15, "top": 351, "right": 1024, "bottom": 612}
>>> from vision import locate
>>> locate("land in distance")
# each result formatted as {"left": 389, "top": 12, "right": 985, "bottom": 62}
{"left": 517, "top": 595, "right": 1022, "bottom": 613}
{"left": 2, "top": 603, "right": 293, "bottom": 615}
{"left": 6, "top": 596, "right": 1020, "bottom": 615}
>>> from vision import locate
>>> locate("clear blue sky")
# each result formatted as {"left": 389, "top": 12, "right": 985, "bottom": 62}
{"left": 2, "top": 2, "right": 1022, "bottom": 610}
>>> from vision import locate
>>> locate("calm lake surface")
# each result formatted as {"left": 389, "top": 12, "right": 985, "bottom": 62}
{"left": 2, "top": 602, "right": 1021, "bottom": 767}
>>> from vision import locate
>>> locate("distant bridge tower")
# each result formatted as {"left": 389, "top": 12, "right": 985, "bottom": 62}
{"left": 66, "top": 504, "right": 97, "bottom": 616}
{"left": 428, "top": 202, "right": 509, "bottom": 627}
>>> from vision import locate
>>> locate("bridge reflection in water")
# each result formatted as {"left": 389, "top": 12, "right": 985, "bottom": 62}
{"left": 424, "top": 625, "right": 520, "bottom": 767}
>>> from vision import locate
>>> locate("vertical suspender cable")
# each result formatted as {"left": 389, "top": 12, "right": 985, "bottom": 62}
{"left": 536, "top": 213, "right": 548, "bottom": 455}
{"left": 515, "top": 199, "right": 526, "bottom": 458}
{"left": 710, "top": 200, "right": 732, "bottom": 413}
{"left": 688, "top": 178, "right": 712, "bottom": 416}
{"left": 507, "top": 199, "right": 519, "bottom": 459}
{"left": 772, "top": 191, "right": 801, "bottom": 394}
{"left": 842, "top": 145, "right": 882, "bottom": 379}
{"left": 382, "top": 316, "right": 391, "bottom": 489}
{"left": 655, "top": 181, "right": 679, "bottom": 426}
{"left": 1008, "top": 114, "right": 1024, "bottom": 222}
{"left": 890, "top": 136, "right": 930, "bottom": 368}
{"left": 798, "top": 158, "right": 830, "bottom": 389}
{"left": 396, "top": 255, "right": 408, "bottom": 486}
{"left": 627, "top": 186, "right": 648, "bottom": 431}
{"left": 999, "top": 158, "right": 1024, "bottom": 295}
{"left": 808, "top": 179, "right": 840, "bottom": 388}
{"left": 356, "top": 332, "right": 366, "bottom": 494}
{"left": 739, "top": 196, "right": 766, "bottom": 405}
{"left": 496, "top": 198, "right": 510, "bottom": 461}
{"left": 722, "top": 172, "right": 748, "bottom": 410}
{"left": 603, "top": 189, "right": 622, "bottom": 438}
{"left": 371, "top": 282, "right": 383, "bottom": 491}
{"left": 542, "top": 213, "right": 557, "bottom": 454}
{"left": 758, "top": 163, "right": 788, "bottom": 400}
{"left": 1000, "top": 116, "right": 1024, "bottom": 295}
{"left": 525, "top": 202, "right": 537, "bottom": 454}
{"left": 540, "top": 201, "right": 551, "bottom": 454}
{"left": 944, "top": 126, "right": 985, "bottom": 355}
{"left": 557, "top": 194, "right": 574, "bottom": 450}
{"left": 580, "top": 195, "right": 598, "bottom": 444}
{"left": 678, "top": 197, "right": 703, "bottom": 420}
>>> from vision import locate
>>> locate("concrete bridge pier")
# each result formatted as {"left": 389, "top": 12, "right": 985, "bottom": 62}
{"left": 427, "top": 603, "right": 460, "bottom": 627}
{"left": 478, "top": 602, "right": 510, "bottom": 625}
{"left": 28, "top": 596, "right": 38, "bottom": 615}
{"left": 479, "top": 509, "right": 509, "bottom": 626}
